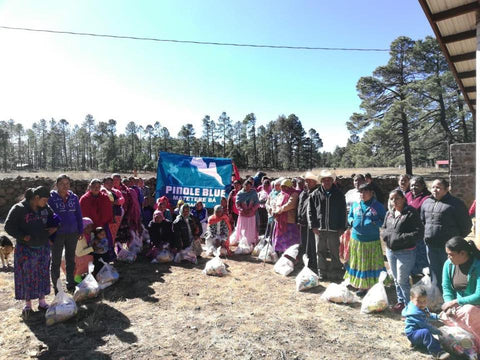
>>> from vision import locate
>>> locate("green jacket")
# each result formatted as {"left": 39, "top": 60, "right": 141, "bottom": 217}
{"left": 442, "top": 258, "right": 480, "bottom": 305}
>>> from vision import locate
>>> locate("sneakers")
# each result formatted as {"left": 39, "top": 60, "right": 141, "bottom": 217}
{"left": 434, "top": 351, "right": 450, "bottom": 359}
{"left": 392, "top": 302, "right": 405, "bottom": 313}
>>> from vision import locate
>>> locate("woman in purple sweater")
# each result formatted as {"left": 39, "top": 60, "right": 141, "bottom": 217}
{"left": 48, "top": 174, "right": 83, "bottom": 293}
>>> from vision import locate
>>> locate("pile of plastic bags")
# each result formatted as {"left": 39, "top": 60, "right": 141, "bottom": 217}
{"left": 46, "top": 279, "right": 78, "bottom": 326}
{"left": 295, "top": 255, "right": 319, "bottom": 291}
{"left": 360, "top": 271, "right": 389, "bottom": 314}
{"left": 417, "top": 267, "right": 444, "bottom": 311}
{"left": 96, "top": 258, "right": 120, "bottom": 290}
{"left": 74, "top": 262, "right": 100, "bottom": 302}
{"left": 234, "top": 231, "right": 253, "bottom": 255}
{"left": 439, "top": 325, "right": 478, "bottom": 360}
{"left": 203, "top": 248, "right": 228, "bottom": 276}
{"left": 273, "top": 244, "right": 298, "bottom": 276}
{"left": 321, "top": 280, "right": 357, "bottom": 304}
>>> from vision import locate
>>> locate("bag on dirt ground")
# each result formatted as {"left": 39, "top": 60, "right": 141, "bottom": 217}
{"left": 174, "top": 246, "right": 198, "bottom": 264}
{"left": 96, "top": 258, "right": 120, "bottom": 290}
{"left": 155, "top": 246, "right": 174, "bottom": 263}
{"left": 129, "top": 230, "right": 143, "bottom": 255}
{"left": 46, "top": 279, "right": 78, "bottom": 326}
{"left": 439, "top": 325, "right": 479, "bottom": 360}
{"left": 295, "top": 254, "right": 319, "bottom": 291}
{"left": 252, "top": 236, "right": 266, "bottom": 257}
{"left": 360, "top": 271, "right": 389, "bottom": 314}
{"left": 417, "top": 267, "right": 444, "bottom": 311}
{"left": 258, "top": 240, "right": 278, "bottom": 263}
{"left": 321, "top": 280, "right": 357, "bottom": 304}
{"left": 203, "top": 248, "right": 228, "bottom": 276}
{"left": 117, "top": 247, "right": 137, "bottom": 263}
{"left": 234, "top": 230, "right": 253, "bottom": 255}
{"left": 274, "top": 244, "right": 299, "bottom": 276}
{"left": 74, "top": 262, "right": 100, "bottom": 302}
{"left": 192, "top": 238, "right": 203, "bottom": 256}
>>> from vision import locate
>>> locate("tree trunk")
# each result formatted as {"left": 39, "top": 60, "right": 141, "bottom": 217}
{"left": 401, "top": 111, "right": 413, "bottom": 175}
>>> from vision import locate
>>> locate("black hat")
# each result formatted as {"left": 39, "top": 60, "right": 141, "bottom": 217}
{"left": 358, "top": 183, "right": 374, "bottom": 192}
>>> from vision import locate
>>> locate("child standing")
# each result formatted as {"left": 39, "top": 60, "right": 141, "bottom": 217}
{"left": 92, "top": 227, "right": 109, "bottom": 276}
{"left": 402, "top": 285, "right": 450, "bottom": 359}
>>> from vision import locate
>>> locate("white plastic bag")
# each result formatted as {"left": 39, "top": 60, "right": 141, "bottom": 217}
{"left": 258, "top": 241, "right": 279, "bottom": 263}
{"left": 96, "top": 258, "right": 119, "bottom": 290}
{"left": 117, "top": 248, "right": 137, "bottom": 263}
{"left": 203, "top": 248, "right": 228, "bottom": 276}
{"left": 439, "top": 325, "right": 479, "bottom": 360}
{"left": 417, "top": 267, "right": 444, "bottom": 311}
{"left": 229, "top": 230, "right": 239, "bottom": 246}
{"left": 174, "top": 246, "right": 198, "bottom": 264}
{"left": 46, "top": 279, "right": 78, "bottom": 326}
{"left": 295, "top": 254, "right": 319, "bottom": 291}
{"left": 141, "top": 226, "right": 150, "bottom": 244}
{"left": 274, "top": 244, "right": 299, "bottom": 276}
{"left": 321, "top": 280, "right": 357, "bottom": 303}
{"left": 74, "top": 262, "right": 100, "bottom": 302}
{"left": 252, "top": 236, "right": 266, "bottom": 257}
{"left": 360, "top": 271, "right": 389, "bottom": 313}
{"left": 156, "top": 248, "right": 174, "bottom": 263}
{"left": 129, "top": 230, "right": 143, "bottom": 254}
{"left": 234, "top": 231, "right": 253, "bottom": 255}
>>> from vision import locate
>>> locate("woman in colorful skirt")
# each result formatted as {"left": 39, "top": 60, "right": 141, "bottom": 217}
{"left": 234, "top": 180, "right": 260, "bottom": 246}
{"left": 272, "top": 179, "right": 300, "bottom": 253}
{"left": 344, "top": 182, "right": 387, "bottom": 297}
{"left": 5, "top": 186, "right": 58, "bottom": 315}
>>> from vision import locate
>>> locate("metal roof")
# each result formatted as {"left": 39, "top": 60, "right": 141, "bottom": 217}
{"left": 418, "top": 0, "right": 478, "bottom": 114}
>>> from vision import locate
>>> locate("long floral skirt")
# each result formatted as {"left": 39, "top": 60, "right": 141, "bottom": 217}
{"left": 234, "top": 215, "right": 258, "bottom": 246}
{"left": 272, "top": 223, "right": 300, "bottom": 253}
{"left": 343, "top": 237, "right": 386, "bottom": 290}
{"left": 14, "top": 243, "right": 51, "bottom": 300}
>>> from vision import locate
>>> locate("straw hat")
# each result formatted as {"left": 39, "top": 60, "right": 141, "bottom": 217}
{"left": 280, "top": 178, "right": 293, "bottom": 188}
{"left": 318, "top": 169, "right": 337, "bottom": 182}
{"left": 304, "top": 171, "right": 318, "bottom": 182}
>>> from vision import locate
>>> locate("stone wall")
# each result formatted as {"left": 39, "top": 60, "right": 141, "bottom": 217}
{"left": 449, "top": 143, "right": 475, "bottom": 208}
{"left": 0, "top": 177, "right": 157, "bottom": 220}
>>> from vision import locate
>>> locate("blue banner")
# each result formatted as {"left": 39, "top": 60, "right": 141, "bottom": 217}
{"left": 156, "top": 151, "right": 233, "bottom": 208}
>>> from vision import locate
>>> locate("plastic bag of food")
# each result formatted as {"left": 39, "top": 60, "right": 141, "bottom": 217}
{"left": 192, "top": 238, "right": 203, "bottom": 256}
{"left": 295, "top": 254, "right": 319, "bottom": 291}
{"left": 96, "top": 258, "right": 120, "bottom": 290}
{"left": 339, "top": 228, "right": 350, "bottom": 264}
{"left": 129, "top": 230, "right": 143, "bottom": 254}
{"left": 360, "top": 271, "right": 389, "bottom": 313}
{"left": 234, "top": 231, "right": 253, "bottom": 255}
{"left": 174, "top": 246, "right": 198, "bottom": 264}
{"left": 321, "top": 280, "right": 357, "bottom": 303}
{"left": 203, "top": 248, "right": 228, "bottom": 276}
{"left": 258, "top": 241, "right": 278, "bottom": 263}
{"left": 156, "top": 248, "right": 174, "bottom": 263}
{"left": 117, "top": 248, "right": 137, "bottom": 263}
{"left": 274, "top": 244, "right": 299, "bottom": 276}
{"left": 229, "top": 230, "right": 239, "bottom": 246}
{"left": 46, "top": 279, "right": 78, "bottom": 326}
{"left": 417, "top": 267, "right": 444, "bottom": 311}
{"left": 74, "top": 262, "right": 100, "bottom": 302}
{"left": 252, "top": 236, "right": 266, "bottom": 257}
{"left": 439, "top": 325, "right": 479, "bottom": 360}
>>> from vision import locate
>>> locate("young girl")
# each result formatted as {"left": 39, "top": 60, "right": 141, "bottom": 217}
{"left": 92, "top": 227, "right": 109, "bottom": 276}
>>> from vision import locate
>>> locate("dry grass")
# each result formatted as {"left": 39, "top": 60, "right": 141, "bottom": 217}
{"left": 0, "top": 225, "right": 440, "bottom": 360}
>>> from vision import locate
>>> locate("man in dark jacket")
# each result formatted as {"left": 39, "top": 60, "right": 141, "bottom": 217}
{"left": 307, "top": 170, "right": 346, "bottom": 280}
{"left": 420, "top": 178, "right": 471, "bottom": 286}
{"left": 297, "top": 172, "right": 319, "bottom": 271}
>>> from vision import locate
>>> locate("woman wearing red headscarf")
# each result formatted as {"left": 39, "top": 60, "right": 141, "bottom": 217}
{"left": 204, "top": 205, "right": 232, "bottom": 256}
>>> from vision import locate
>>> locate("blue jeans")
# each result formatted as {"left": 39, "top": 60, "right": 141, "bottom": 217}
{"left": 386, "top": 247, "right": 416, "bottom": 304}
{"left": 407, "top": 329, "right": 442, "bottom": 355}
{"left": 426, "top": 245, "right": 448, "bottom": 289}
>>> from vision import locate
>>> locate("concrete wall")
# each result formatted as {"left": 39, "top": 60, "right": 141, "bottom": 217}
{"left": 449, "top": 143, "right": 475, "bottom": 209}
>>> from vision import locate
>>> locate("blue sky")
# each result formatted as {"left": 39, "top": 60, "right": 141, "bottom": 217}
{"left": 0, "top": 1, "right": 433, "bottom": 152}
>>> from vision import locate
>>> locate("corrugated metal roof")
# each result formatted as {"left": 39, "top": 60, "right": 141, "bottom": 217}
{"left": 419, "top": 0, "right": 478, "bottom": 114}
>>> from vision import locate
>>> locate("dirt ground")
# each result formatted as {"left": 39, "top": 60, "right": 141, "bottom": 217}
{"left": 0, "top": 222, "right": 448, "bottom": 360}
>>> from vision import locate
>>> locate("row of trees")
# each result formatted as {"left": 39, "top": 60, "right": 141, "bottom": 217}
{"left": 321, "top": 36, "right": 474, "bottom": 174}
{"left": 0, "top": 113, "right": 323, "bottom": 172}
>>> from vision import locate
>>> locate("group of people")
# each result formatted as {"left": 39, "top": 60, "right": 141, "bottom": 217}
{"left": 3, "top": 170, "right": 480, "bottom": 358}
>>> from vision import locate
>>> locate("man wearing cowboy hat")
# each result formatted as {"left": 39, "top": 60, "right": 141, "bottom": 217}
{"left": 307, "top": 169, "right": 346, "bottom": 280}
{"left": 297, "top": 171, "right": 320, "bottom": 271}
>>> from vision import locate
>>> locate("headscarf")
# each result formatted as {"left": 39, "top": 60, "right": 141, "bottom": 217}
{"left": 153, "top": 210, "right": 165, "bottom": 222}
{"left": 208, "top": 205, "right": 232, "bottom": 235}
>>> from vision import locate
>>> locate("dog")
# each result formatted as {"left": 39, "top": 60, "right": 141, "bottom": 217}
{"left": 0, "top": 235, "right": 14, "bottom": 268}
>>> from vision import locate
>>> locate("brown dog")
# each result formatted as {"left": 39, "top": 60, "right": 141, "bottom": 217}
{"left": 0, "top": 235, "right": 14, "bottom": 268}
